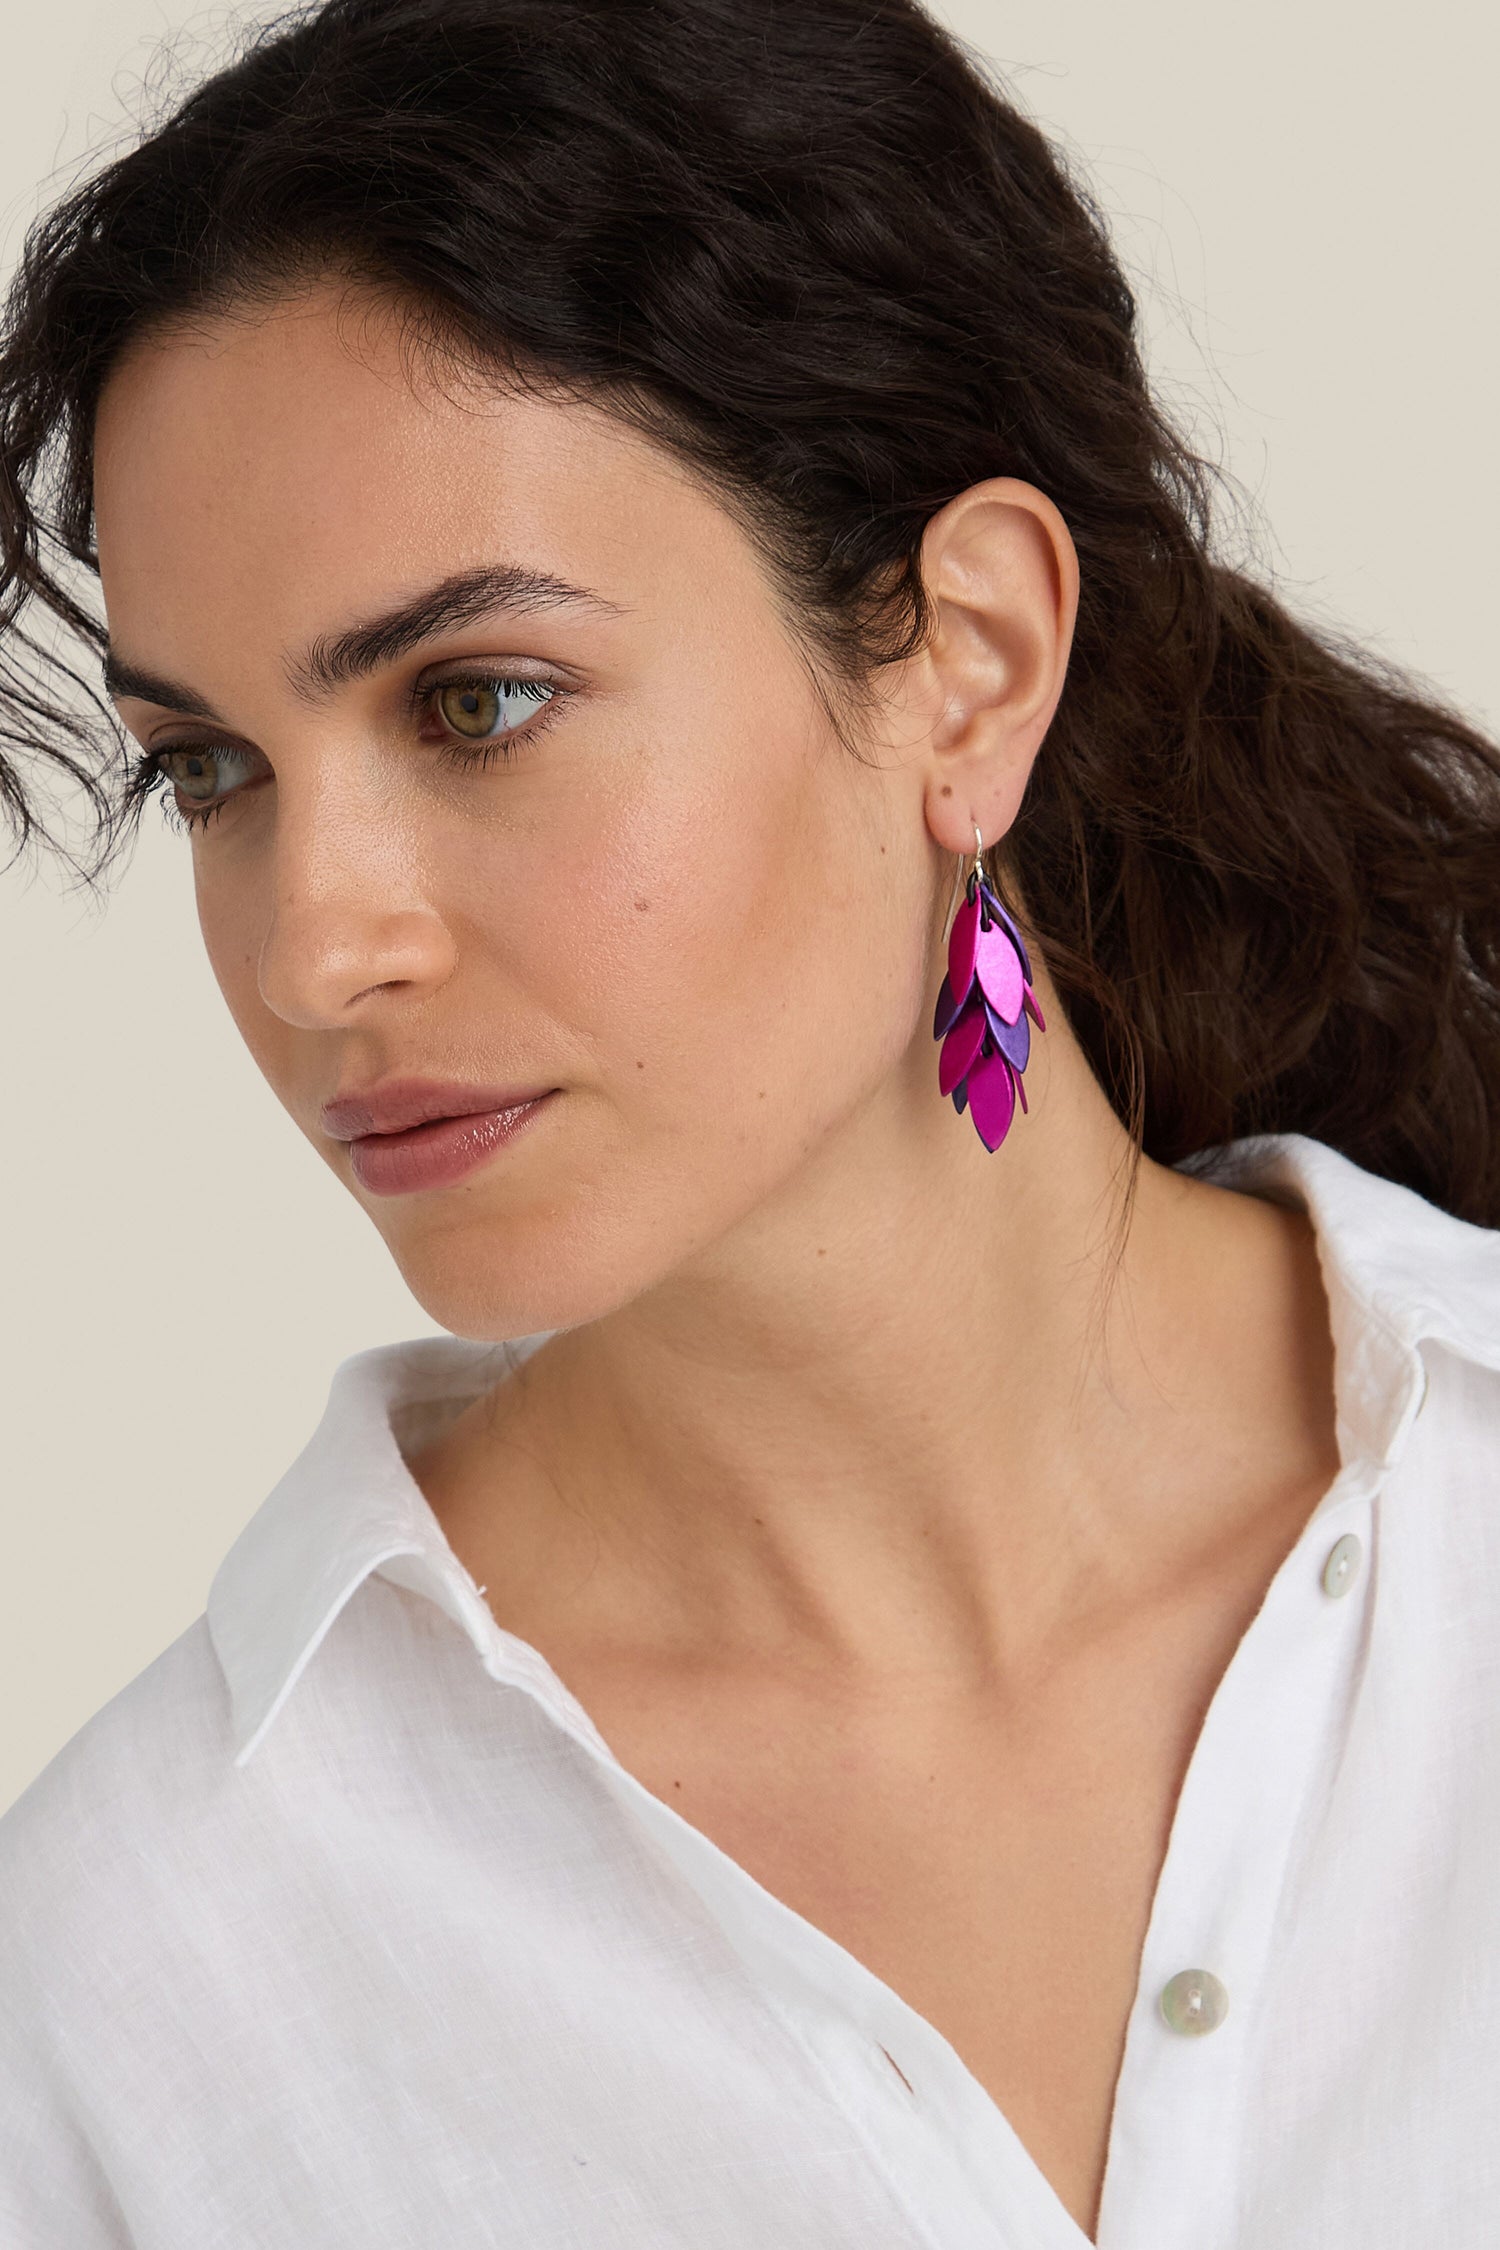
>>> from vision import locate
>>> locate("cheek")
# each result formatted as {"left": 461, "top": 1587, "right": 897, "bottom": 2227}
{"left": 538, "top": 699, "right": 917, "bottom": 1157}
{"left": 388, "top": 743, "right": 925, "bottom": 1338}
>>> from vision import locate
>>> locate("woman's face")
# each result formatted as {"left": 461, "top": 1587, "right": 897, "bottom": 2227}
{"left": 91, "top": 283, "right": 954, "bottom": 1338}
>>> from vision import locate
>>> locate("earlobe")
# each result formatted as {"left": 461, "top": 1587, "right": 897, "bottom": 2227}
{"left": 916, "top": 476, "right": 1079, "bottom": 862}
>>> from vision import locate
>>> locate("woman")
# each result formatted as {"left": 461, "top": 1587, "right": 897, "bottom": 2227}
{"left": 1, "top": 0, "right": 1497, "bottom": 2242}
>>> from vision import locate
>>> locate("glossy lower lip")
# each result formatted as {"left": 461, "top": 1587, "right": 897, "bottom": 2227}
{"left": 348, "top": 1092, "right": 556, "bottom": 1196}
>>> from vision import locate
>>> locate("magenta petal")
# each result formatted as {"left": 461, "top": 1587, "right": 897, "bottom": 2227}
{"left": 947, "top": 891, "right": 981, "bottom": 1002}
{"left": 974, "top": 922, "right": 1024, "bottom": 1024}
{"left": 932, "top": 972, "right": 966, "bottom": 1040}
{"left": 938, "top": 993, "right": 988, "bottom": 1096}
{"left": 965, "top": 1047, "right": 1017, "bottom": 1150}
{"left": 1023, "top": 984, "right": 1046, "bottom": 1032}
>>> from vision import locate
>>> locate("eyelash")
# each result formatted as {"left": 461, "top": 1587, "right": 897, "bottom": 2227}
{"left": 136, "top": 673, "right": 568, "bottom": 835}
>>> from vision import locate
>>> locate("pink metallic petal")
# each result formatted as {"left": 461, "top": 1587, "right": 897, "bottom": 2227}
{"left": 975, "top": 921, "right": 1024, "bottom": 1024}
{"left": 938, "top": 993, "right": 987, "bottom": 1096}
{"left": 978, "top": 881, "right": 1033, "bottom": 983}
{"left": 966, "top": 1047, "right": 1017, "bottom": 1150}
{"left": 1014, "top": 1069, "right": 1028, "bottom": 1114}
{"left": 932, "top": 972, "right": 966, "bottom": 1040}
{"left": 1023, "top": 984, "right": 1046, "bottom": 1032}
{"left": 947, "top": 889, "right": 981, "bottom": 1003}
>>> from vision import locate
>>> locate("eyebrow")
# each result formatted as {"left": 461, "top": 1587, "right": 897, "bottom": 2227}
{"left": 102, "top": 562, "right": 626, "bottom": 717}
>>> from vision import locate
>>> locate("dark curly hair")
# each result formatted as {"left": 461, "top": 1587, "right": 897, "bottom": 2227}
{"left": 3, "top": 0, "right": 1498, "bottom": 1219}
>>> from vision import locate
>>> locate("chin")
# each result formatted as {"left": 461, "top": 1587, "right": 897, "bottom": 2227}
{"left": 376, "top": 1205, "right": 669, "bottom": 1345}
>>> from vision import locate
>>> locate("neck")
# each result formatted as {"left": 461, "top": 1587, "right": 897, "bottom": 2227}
{"left": 415, "top": 976, "right": 1339, "bottom": 1687}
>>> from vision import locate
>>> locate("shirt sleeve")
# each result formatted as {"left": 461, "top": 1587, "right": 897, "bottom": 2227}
{"left": 0, "top": 1830, "right": 139, "bottom": 2250}
{"left": 0, "top": 2028, "right": 137, "bottom": 2248}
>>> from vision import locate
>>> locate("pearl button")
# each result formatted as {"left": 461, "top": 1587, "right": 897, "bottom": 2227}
{"left": 1321, "top": 1532, "right": 1362, "bottom": 1598}
{"left": 1158, "top": 1968, "right": 1229, "bottom": 2036}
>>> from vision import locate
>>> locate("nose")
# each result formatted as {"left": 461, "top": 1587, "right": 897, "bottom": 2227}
{"left": 255, "top": 793, "right": 457, "bottom": 1029}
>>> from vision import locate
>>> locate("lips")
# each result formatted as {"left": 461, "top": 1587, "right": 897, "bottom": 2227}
{"left": 321, "top": 1078, "right": 554, "bottom": 1141}
{"left": 322, "top": 1077, "right": 559, "bottom": 1196}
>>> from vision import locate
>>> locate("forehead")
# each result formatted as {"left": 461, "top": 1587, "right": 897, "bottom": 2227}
{"left": 90, "top": 283, "right": 738, "bottom": 662}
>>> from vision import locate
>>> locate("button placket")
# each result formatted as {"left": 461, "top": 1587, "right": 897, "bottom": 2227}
{"left": 1096, "top": 1479, "right": 1376, "bottom": 2250}
{"left": 543, "top": 1727, "right": 1064, "bottom": 2250}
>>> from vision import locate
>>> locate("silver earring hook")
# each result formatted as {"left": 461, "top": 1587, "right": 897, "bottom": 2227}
{"left": 944, "top": 818, "right": 987, "bottom": 937}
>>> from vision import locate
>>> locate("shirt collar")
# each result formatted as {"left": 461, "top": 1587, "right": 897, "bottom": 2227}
{"left": 207, "top": 1331, "right": 550, "bottom": 1766}
{"left": 1195, "top": 1132, "right": 1500, "bottom": 1467}
{"left": 208, "top": 1133, "right": 1500, "bottom": 1767}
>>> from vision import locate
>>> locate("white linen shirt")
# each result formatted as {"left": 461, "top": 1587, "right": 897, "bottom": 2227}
{"left": 4, "top": 1132, "right": 1500, "bottom": 2249}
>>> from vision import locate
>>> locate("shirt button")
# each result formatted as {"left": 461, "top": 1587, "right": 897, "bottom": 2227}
{"left": 1158, "top": 1968, "right": 1229, "bottom": 2036}
{"left": 1321, "top": 1532, "right": 1362, "bottom": 1598}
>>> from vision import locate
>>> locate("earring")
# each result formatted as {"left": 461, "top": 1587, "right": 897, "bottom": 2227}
{"left": 932, "top": 823, "right": 1045, "bottom": 1151}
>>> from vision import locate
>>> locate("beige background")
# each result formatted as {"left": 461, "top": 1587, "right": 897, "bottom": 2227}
{"left": 2, "top": 0, "right": 1495, "bottom": 1813}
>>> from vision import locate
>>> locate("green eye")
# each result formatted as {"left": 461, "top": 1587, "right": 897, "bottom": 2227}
{"left": 432, "top": 676, "right": 553, "bottom": 747}
{"left": 158, "top": 745, "right": 256, "bottom": 804}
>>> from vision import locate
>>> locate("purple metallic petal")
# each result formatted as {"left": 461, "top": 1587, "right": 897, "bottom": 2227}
{"left": 952, "top": 1078, "right": 968, "bottom": 1114}
{"left": 938, "top": 993, "right": 987, "bottom": 1096}
{"left": 966, "top": 1047, "right": 1016, "bottom": 1151}
{"left": 975, "top": 921, "right": 1024, "bottom": 1024}
{"left": 1023, "top": 984, "right": 1046, "bottom": 1032}
{"left": 932, "top": 972, "right": 966, "bottom": 1040}
{"left": 946, "top": 888, "right": 981, "bottom": 1003}
{"left": 982, "top": 994, "right": 1031, "bottom": 1073}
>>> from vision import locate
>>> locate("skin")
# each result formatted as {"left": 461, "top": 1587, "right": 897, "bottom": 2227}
{"left": 94, "top": 279, "right": 1338, "bottom": 2239}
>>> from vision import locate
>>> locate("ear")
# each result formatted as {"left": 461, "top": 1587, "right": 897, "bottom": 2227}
{"left": 913, "top": 478, "right": 1079, "bottom": 861}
